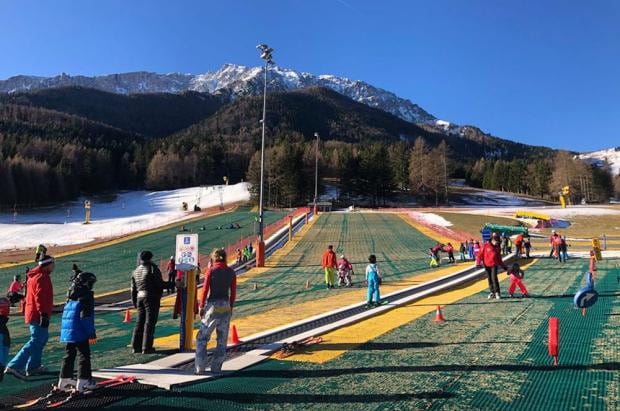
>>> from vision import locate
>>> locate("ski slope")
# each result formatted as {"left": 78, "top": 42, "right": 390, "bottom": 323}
{"left": 0, "top": 183, "right": 250, "bottom": 251}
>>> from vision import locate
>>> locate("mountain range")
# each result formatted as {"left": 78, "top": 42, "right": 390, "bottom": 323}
{"left": 0, "top": 64, "right": 436, "bottom": 124}
{"left": 1, "top": 64, "right": 616, "bottom": 175}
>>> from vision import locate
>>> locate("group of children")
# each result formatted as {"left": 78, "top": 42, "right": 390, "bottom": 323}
{"left": 320, "top": 245, "right": 380, "bottom": 307}
{"left": 2, "top": 256, "right": 100, "bottom": 394}
{"left": 429, "top": 243, "right": 456, "bottom": 267}
{"left": 235, "top": 243, "right": 254, "bottom": 265}
{"left": 549, "top": 230, "right": 569, "bottom": 262}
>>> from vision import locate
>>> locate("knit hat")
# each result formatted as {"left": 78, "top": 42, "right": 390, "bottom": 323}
{"left": 38, "top": 255, "right": 55, "bottom": 267}
{"left": 140, "top": 251, "right": 153, "bottom": 261}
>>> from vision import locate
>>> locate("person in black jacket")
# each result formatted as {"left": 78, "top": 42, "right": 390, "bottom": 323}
{"left": 130, "top": 251, "right": 165, "bottom": 354}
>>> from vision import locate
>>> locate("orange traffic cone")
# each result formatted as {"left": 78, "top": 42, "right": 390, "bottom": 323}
{"left": 305, "top": 280, "right": 311, "bottom": 289}
{"left": 122, "top": 309, "right": 132, "bottom": 323}
{"left": 433, "top": 305, "right": 446, "bottom": 323}
{"left": 231, "top": 325, "right": 240, "bottom": 345}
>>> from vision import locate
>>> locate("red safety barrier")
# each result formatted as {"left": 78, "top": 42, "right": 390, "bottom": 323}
{"left": 548, "top": 317, "right": 559, "bottom": 365}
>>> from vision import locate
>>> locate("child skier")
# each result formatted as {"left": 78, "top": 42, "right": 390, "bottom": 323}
{"left": 337, "top": 254, "right": 354, "bottom": 287}
{"left": 7, "top": 274, "right": 25, "bottom": 306}
{"left": 459, "top": 243, "right": 466, "bottom": 262}
{"left": 473, "top": 241, "right": 481, "bottom": 265}
{"left": 365, "top": 255, "right": 381, "bottom": 308}
{"left": 445, "top": 243, "right": 455, "bottom": 264}
{"left": 0, "top": 297, "right": 9, "bottom": 382}
{"left": 559, "top": 237, "right": 568, "bottom": 263}
{"left": 507, "top": 263, "right": 529, "bottom": 298}
{"left": 57, "top": 271, "right": 97, "bottom": 392}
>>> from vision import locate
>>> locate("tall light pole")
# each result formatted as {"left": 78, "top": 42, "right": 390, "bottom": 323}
{"left": 256, "top": 43, "right": 274, "bottom": 267}
{"left": 313, "top": 132, "right": 319, "bottom": 215}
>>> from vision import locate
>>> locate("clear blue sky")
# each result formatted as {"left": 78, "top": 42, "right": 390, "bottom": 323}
{"left": 1, "top": 0, "right": 618, "bottom": 152}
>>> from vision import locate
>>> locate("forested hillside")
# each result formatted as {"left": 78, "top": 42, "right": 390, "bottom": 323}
{"left": 0, "top": 86, "right": 616, "bottom": 207}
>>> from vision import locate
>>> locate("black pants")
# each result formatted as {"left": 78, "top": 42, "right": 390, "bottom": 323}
{"left": 60, "top": 340, "right": 91, "bottom": 379}
{"left": 485, "top": 265, "right": 500, "bottom": 294}
{"left": 7, "top": 292, "right": 24, "bottom": 306}
{"left": 167, "top": 271, "right": 175, "bottom": 293}
{"left": 132, "top": 296, "right": 160, "bottom": 351}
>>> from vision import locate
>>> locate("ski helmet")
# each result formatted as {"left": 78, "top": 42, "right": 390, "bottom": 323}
{"left": 76, "top": 272, "right": 97, "bottom": 290}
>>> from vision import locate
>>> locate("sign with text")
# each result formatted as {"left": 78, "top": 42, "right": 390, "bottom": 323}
{"left": 175, "top": 234, "right": 199, "bottom": 271}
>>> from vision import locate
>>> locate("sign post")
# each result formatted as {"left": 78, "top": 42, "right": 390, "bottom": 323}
{"left": 176, "top": 234, "right": 199, "bottom": 352}
{"left": 84, "top": 200, "right": 91, "bottom": 224}
{"left": 591, "top": 238, "right": 603, "bottom": 261}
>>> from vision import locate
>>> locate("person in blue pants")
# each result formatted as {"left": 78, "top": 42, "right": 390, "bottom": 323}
{"left": 365, "top": 254, "right": 381, "bottom": 308}
{"left": 0, "top": 297, "right": 10, "bottom": 382}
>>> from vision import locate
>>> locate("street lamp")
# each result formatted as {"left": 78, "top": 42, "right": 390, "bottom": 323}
{"left": 313, "top": 132, "right": 319, "bottom": 215}
{"left": 255, "top": 43, "right": 274, "bottom": 267}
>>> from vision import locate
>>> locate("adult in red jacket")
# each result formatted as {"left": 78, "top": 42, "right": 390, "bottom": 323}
{"left": 321, "top": 245, "right": 338, "bottom": 289}
{"left": 5, "top": 255, "right": 55, "bottom": 379}
{"left": 476, "top": 238, "right": 507, "bottom": 300}
{"left": 195, "top": 248, "right": 237, "bottom": 374}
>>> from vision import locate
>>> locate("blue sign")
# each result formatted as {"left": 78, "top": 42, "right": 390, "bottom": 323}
{"left": 574, "top": 271, "right": 598, "bottom": 309}
{"left": 574, "top": 288, "right": 599, "bottom": 308}
{"left": 184, "top": 236, "right": 190, "bottom": 244}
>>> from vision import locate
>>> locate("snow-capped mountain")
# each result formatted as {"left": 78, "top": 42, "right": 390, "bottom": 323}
{"left": 578, "top": 147, "right": 620, "bottom": 176}
{"left": 0, "top": 64, "right": 436, "bottom": 124}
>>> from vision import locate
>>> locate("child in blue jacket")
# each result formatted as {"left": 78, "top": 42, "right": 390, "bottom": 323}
{"left": 365, "top": 255, "right": 381, "bottom": 308}
{"left": 58, "top": 271, "right": 97, "bottom": 392}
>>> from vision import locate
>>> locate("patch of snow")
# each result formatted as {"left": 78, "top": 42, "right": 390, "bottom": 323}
{"left": 0, "top": 183, "right": 251, "bottom": 251}
{"left": 409, "top": 212, "right": 453, "bottom": 227}
{"left": 578, "top": 147, "right": 620, "bottom": 176}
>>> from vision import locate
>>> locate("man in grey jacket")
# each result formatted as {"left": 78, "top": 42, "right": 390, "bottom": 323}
{"left": 131, "top": 251, "right": 165, "bottom": 354}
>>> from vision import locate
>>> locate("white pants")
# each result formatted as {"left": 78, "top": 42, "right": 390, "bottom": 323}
{"left": 195, "top": 300, "right": 231, "bottom": 373}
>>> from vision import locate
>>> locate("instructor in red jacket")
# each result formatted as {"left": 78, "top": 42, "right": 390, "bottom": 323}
{"left": 5, "top": 255, "right": 55, "bottom": 380}
{"left": 476, "top": 238, "right": 507, "bottom": 300}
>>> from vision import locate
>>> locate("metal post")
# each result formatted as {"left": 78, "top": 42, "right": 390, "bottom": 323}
{"left": 256, "top": 60, "right": 268, "bottom": 267}
{"left": 314, "top": 132, "right": 319, "bottom": 215}
{"left": 183, "top": 268, "right": 196, "bottom": 351}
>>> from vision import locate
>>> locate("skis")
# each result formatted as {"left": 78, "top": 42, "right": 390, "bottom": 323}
{"left": 275, "top": 336, "right": 323, "bottom": 359}
{"left": 14, "top": 375, "right": 132, "bottom": 409}
{"left": 46, "top": 376, "right": 136, "bottom": 409}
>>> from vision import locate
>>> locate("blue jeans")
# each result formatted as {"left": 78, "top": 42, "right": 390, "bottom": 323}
{"left": 7, "top": 323, "right": 49, "bottom": 371}
{"left": 0, "top": 333, "right": 8, "bottom": 367}
{"left": 367, "top": 273, "right": 380, "bottom": 303}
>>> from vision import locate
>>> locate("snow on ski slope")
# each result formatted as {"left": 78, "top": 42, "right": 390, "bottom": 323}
{"left": 409, "top": 212, "right": 453, "bottom": 227}
{"left": 578, "top": 147, "right": 620, "bottom": 176}
{"left": 0, "top": 183, "right": 250, "bottom": 251}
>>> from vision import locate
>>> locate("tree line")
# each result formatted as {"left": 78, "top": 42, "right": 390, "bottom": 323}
{"left": 1, "top": 88, "right": 618, "bottom": 208}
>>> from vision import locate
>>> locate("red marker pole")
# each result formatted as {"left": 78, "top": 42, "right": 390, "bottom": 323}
{"left": 548, "top": 317, "right": 559, "bottom": 366}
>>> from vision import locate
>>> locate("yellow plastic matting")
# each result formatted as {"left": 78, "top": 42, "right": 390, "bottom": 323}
{"left": 275, "top": 258, "right": 539, "bottom": 363}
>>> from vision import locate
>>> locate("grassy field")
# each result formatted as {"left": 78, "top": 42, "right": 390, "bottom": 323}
{"left": 103, "top": 257, "right": 620, "bottom": 410}
{"left": 0, "top": 208, "right": 288, "bottom": 302}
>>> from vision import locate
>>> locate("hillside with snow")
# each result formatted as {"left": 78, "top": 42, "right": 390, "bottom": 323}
{"left": 0, "top": 183, "right": 250, "bottom": 251}
{"left": 0, "top": 64, "right": 436, "bottom": 124}
{"left": 578, "top": 147, "right": 620, "bottom": 176}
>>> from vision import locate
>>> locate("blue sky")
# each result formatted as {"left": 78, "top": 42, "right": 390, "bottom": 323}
{"left": 1, "top": 0, "right": 618, "bottom": 152}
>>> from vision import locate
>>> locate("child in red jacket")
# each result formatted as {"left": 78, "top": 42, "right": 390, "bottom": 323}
{"left": 507, "top": 263, "right": 529, "bottom": 298}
